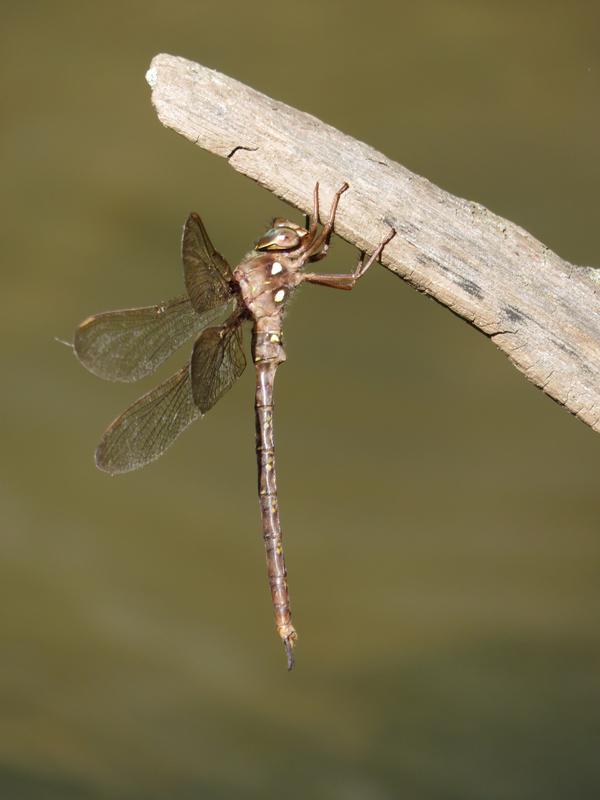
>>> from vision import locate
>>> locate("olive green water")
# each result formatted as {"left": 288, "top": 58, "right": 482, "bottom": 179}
{"left": 2, "top": 2, "right": 600, "bottom": 798}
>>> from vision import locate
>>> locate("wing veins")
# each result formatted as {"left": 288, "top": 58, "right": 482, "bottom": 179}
{"left": 96, "top": 365, "right": 200, "bottom": 474}
{"left": 75, "top": 296, "right": 231, "bottom": 382}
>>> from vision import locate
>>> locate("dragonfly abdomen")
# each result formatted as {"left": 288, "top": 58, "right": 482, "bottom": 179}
{"left": 254, "top": 353, "right": 297, "bottom": 669}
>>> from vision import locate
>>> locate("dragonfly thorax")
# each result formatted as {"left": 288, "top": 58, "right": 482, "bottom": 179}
{"left": 234, "top": 250, "right": 298, "bottom": 324}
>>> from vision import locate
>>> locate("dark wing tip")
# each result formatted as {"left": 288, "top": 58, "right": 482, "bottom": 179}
{"left": 182, "top": 212, "right": 200, "bottom": 250}
{"left": 185, "top": 212, "right": 201, "bottom": 229}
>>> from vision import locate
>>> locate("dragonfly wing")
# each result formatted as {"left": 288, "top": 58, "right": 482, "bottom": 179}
{"left": 182, "top": 213, "right": 234, "bottom": 314}
{"left": 95, "top": 365, "right": 200, "bottom": 474}
{"left": 190, "top": 323, "right": 246, "bottom": 414}
{"left": 74, "top": 295, "right": 230, "bottom": 382}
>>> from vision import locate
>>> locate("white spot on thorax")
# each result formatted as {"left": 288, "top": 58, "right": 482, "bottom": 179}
{"left": 274, "top": 289, "right": 285, "bottom": 303}
{"left": 271, "top": 261, "right": 283, "bottom": 275}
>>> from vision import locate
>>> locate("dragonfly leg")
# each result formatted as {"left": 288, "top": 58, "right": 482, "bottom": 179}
{"left": 302, "top": 227, "right": 396, "bottom": 290}
{"left": 303, "top": 182, "right": 350, "bottom": 261}
{"left": 311, "top": 181, "right": 321, "bottom": 226}
{"left": 303, "top": 181, "right": 322, "bottom": 243}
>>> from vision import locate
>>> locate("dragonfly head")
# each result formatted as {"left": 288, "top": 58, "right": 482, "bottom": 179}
{"left": 255, "top": 219, "right": 309, "bottom": 252}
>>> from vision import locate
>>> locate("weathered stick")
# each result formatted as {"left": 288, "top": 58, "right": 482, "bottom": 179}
{"left": 146, "top": 53, "right": 600, "bottom": 434}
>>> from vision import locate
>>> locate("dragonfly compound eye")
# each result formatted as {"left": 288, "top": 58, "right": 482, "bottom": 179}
{"left": 255, "top": 227, "right": 302, "bottom": 251}
{"left": 272, "top": 218, "right": 308, "bottom": 238}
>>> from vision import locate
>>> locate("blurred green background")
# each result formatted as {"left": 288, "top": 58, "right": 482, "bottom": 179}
{"left": 2, "top": 1, "right": 600, "bottom": 798}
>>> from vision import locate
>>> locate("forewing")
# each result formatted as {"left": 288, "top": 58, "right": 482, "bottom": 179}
{"left": 191, "top": 324, "right": 246, "bottom": 414}
{"left": 182, "top": 213, "right": 233, "bottom": 313}
{"left": 95, "top": 365, "right": 200, "bottom": 474}
{"left": 74, "top": 296, "right": 230, "bottom": 382}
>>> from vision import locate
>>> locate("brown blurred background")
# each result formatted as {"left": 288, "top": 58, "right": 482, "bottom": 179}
{"left": 2, "top": 1, "right": 600, "bottom": 798}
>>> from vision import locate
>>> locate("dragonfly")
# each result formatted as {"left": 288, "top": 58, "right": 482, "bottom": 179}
{"left": 74, "top": 182, "right": 395, "bottom": 669}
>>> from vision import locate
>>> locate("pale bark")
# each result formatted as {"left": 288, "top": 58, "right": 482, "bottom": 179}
{"left": 146, "top": 53, "right": 600, "bottom": 434}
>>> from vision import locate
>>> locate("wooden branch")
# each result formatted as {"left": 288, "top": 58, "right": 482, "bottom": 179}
{"left": 146, "top": 53, "right": 600, "bottom": 434}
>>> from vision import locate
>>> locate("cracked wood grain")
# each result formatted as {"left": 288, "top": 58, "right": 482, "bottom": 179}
{"left": 146, "top": 53, "right": 600, "bottom": 434}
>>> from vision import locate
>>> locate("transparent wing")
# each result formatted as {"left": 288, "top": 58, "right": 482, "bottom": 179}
{"left": 95, "top": 365, "right": 200, "bottom": 474}
{"left": 74, "top": 295, "right": 230, "bottom": 382}
{"left": 191, "top": 323, "right": 246, "bottom": 414}
{"left": 182, "top": 213, "right": 234, "bottom": 314}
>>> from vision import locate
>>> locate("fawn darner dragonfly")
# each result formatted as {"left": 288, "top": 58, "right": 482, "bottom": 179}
{"left": 74, "top": 183, "right": 395, "bottom": 669}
